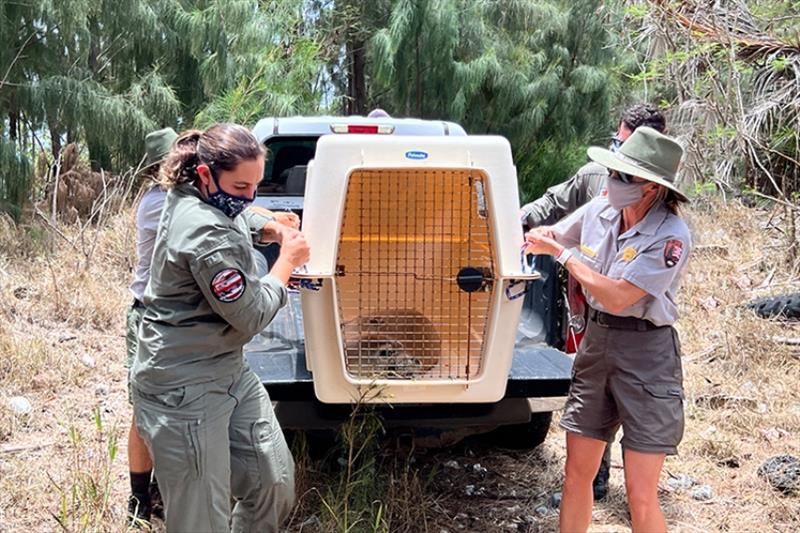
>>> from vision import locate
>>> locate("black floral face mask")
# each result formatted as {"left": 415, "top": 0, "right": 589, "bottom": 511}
{"left": 204, "top": 166, "right": 255, "bottom": 218}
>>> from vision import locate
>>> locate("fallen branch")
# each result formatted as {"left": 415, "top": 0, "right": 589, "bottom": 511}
{"left": 771, "top": 336, "right": 800, "bottom": 346}
{"left": 0, "top": 441, "right": 54, "bottom": 455}
{"left": 749, "top": 191, "right": 800, "bottom": 212}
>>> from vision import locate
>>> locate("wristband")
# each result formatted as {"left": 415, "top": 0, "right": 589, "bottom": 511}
{"left": 555, "top": 247, "right": 572, "bottom": 266}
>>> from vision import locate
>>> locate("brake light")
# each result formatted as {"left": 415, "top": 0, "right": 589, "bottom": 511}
{"left": 330, "top": 124, "right": 395, "bottom": 134}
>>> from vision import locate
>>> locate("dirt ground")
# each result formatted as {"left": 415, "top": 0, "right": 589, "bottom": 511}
{"left": 1, "top": 197, "right": 799, "bottom": 532}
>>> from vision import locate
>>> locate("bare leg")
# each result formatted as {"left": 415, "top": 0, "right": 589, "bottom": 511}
{"left": 128, "top": 416, "right": 153, "bottom": 473}
{"left": 623, "top": 448, "right": 667, "bottom": 533}
{"left": 559, "top": 432, "right": 607, "bottom": 533}
{"left": 592, "top": 442, "right": 612, "bottom": 500}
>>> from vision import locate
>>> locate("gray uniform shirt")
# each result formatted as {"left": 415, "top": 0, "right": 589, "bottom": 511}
{"left": 521, "top": 162, "right": 608, "bottom": 227}
{"left": 553, "top": 196, "right": 691, "bottom": 326}
{"left": 131, "top": 184, "right": 287, "bottom": 393}
{"left": 129, "top": 187, "right": 167, "bottom": 301}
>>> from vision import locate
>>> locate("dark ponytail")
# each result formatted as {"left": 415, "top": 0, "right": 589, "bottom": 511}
{"left": 159, "top": 124, "right": 264, "bottom": 189}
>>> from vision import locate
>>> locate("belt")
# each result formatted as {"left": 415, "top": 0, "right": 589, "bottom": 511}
{"left": 589, "top": 308, "right": 663, "bottom": 331}
{"left": 132, "top": 299, "right": 144, "bottom": 309}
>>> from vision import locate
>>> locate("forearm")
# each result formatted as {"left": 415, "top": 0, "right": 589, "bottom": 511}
{"left": 523, "top": 195, "right": 561, "bottom": 228}
{"left": 268, "top": 256, "right": 295, "bottom": 285}
{"left": 242, "top": 208, "right": 276, "bottom": 244}
{"left": 258, "top": 221, "right": 284, "bottom": 243}
{"left": 560, "top": 254, "right": 643, "bottom": 314}
{"left": 524, "top": 174, "right": 586, "bottom": 228}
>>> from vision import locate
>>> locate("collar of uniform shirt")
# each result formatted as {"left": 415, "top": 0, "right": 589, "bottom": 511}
{"left": 177, "top": 182, "right": 203, "bottom": 199}
{"left": 598, "top": 200, "right": 670, "bottom": 237}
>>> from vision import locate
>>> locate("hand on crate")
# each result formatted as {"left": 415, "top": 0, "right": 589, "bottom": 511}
{"left": 523, "top": 227, "right": 559, "bottom": 256}
{"left": 260, "top": 219, "right": 301, "bottom": 244}
{"left": 280, "top": 232, "right": 310, "bottom": 268}
{"left": 272, "top": 211, "right": 300, "bottom": 230}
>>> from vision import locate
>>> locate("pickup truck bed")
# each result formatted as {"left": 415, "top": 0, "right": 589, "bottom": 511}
{"left": 245, "top": 292, "right": 573, "bottom": 402}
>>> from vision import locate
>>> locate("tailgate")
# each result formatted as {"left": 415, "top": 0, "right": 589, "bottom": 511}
{"left": 244, "top": 292, "right": 573, "bottom": 402}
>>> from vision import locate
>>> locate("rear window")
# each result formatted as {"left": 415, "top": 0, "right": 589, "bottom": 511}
{"left": 259, "top": 136, "right": 318, "bottom": 195}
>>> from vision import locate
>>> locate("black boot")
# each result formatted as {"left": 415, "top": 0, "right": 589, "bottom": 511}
{"left": 592, "top": 455, "right": 610, "bottom": 501}
{"left": 149, "top": 477, "right": 164, "bottom": 521}
{"left": 128, "top": 471, "right": 152, "bottom": 529}
{"left": 127, "top": 493, "right": 152, "bottom": 529}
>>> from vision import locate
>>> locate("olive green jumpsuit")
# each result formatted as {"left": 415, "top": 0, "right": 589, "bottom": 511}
{"left": 131, "top": 183, "right": 294, "bottom": 532}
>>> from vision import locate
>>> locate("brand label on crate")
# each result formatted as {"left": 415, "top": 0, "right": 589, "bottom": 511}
{"left": 405, "top": 150, "right": 429, "bottom": 160}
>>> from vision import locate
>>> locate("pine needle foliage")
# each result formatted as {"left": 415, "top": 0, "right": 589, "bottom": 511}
{"left": 369, "top": 0, "right": 622, "bottom": 201}
{"left": 0, "top": 138, "right": 31, "bottom": 221}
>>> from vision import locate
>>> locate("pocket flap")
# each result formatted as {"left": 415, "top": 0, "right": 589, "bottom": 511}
{"left": 643, "top": 382, "right": 684, "bottom": 399}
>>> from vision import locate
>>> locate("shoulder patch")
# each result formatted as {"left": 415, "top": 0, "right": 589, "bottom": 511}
{"left": 211, "top": 268, "right": 246, "bottom": 302}
{"left": 664, "top": 239, "right": 684, "bottom": 268}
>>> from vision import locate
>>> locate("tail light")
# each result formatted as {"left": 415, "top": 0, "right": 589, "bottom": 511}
{"left": 330, "top": 124, "right": 395, "bottom": 134}
{"left": 564, "top": 274, "right": 587, "bottom": 353}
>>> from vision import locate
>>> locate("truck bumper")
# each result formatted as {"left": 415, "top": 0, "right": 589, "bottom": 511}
{"left": 246, "top": 343, "right": 572, "bottom": 402}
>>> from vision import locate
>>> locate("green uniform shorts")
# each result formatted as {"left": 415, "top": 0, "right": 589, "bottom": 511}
{"left": 132, "top": 367, "right": 295, "bottom": 532}
{"left": 125, "top": 303, "right": 144, "bottom": 403}
{"left": 126, "top": 303, "right": 143, "bottom": 368}
{"left": 559, "top": 318, "right": 685, "bottom": 455}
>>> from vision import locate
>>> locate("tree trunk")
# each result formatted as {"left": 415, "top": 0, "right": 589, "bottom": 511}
{"left": 8, "top": 111, "right": 18, "bottom": 141}
{"left": 415, "top": 31, "right": 422, "bottom": 117}
{"left": 88, "top": 137, "right": 112, "bottom": 172}
{"left": 49, "top": 122, "right": 62, "bottom": 162}
{"left": 86, "top": 16, "right": 110, "bottom": 171}
{"left": 88, "top": 17, "right": 100, "bottom": 77}
{"left": 346, "top": 38, "right": 367, "bottom": 115}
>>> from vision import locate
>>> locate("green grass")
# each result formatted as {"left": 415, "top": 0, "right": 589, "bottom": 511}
{"left": 49, "top": 407, "right": 119, "bottom": 532}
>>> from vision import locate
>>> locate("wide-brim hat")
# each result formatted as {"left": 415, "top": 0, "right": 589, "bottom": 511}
{"left": 143, "top": 127, "right": 178, "bottom": 169}
{"left": 587, "top": 126, "right": 687, "bottom": 201}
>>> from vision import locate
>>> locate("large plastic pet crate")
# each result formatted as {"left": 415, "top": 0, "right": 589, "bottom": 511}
{"left": 297, "top": 135, "right": 537, "bottom": 403}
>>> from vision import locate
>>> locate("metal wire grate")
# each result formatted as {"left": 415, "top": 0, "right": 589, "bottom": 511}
{"left": 335, "top": 168, "right": 495, "bottom": 381}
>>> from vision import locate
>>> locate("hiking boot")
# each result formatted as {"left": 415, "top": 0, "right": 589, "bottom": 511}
{"left": 149, "top": 479, "right": 164, "bottom": 521}
{"left": 127, "top": 494, "right": 152, "bottom": 529}
{"left": 592, "top": 456, "right": 610, "bottom": 501}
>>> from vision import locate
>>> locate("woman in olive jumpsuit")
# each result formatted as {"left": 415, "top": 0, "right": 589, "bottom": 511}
{"left": 130, "top": 123, "right": 309, "bottom": 532}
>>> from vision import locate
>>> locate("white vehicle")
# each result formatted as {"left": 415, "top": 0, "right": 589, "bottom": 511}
{"left": 245, "top": 115, "right": 572, "bottom": 448}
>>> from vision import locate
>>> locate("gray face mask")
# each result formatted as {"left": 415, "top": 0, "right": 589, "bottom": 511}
{"left": 606, "top": 173, "right": 643, "bottom": 209}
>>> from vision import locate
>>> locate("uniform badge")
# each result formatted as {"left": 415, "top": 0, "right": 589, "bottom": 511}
{"left": 622, "top": 246, "right": 638, "bottom": 262}
{"left": 211, "top": 268, "right": 246, "bottom": 302}
{"left": 663, "top": 239, "right": 684, "bottom": 268}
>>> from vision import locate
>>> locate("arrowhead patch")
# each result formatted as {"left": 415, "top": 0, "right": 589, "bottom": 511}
{"left": 664, "top": 239, "right": 684, "bottom": 268}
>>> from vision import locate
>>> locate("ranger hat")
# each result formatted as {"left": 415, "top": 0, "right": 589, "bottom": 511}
{"left": 587, "top": 126, "right": 687, "bottom": 201}
{"left": 143, "top": 127, "right": 178, "bottom": 169}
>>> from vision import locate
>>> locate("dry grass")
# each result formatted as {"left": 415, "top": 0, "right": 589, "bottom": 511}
{"left": 0, "top": 211, "right": 133, "bottom": 532}
{"left": 0, "top": 197, "right": 798, "bottom": 532}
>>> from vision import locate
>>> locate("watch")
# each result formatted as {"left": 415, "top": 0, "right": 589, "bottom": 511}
{"left": 555, "top": 247, "right": 573, "bottom": 266}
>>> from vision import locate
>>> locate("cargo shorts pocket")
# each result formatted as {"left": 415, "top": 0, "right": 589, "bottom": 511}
{"left": 135, "top": 383, "right": 206, "bottom": 411}
{"left": 125, "top": 306, "right": 142, "bottom": 369}
{"left": 640, "top": 382, "right": 685, "bottom": 449}
{"left": 251, "top": 419, "right": 294, "bottom": 489}
{"left": 134, "top": 414, "right": 204, "bottom": 480}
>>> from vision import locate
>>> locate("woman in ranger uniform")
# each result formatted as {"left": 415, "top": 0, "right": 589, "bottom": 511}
{"left": 130, "top": 123, "right": 309, "bottom": 532}
{"left": 525, "top": 127, "right": 691, "bottom": 533}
